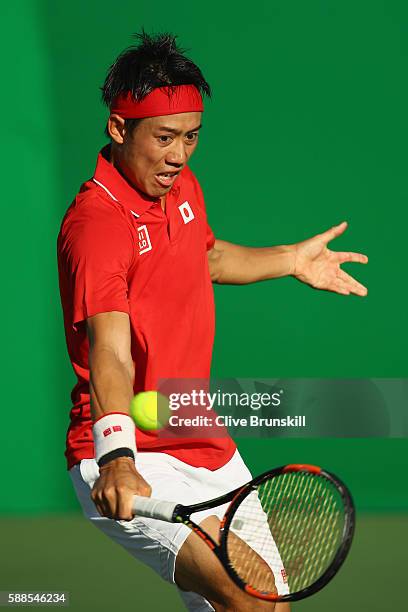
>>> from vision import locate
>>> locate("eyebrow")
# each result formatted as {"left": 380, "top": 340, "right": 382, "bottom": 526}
{"left": 156, "top": 124, "right": 203, "bottom": 135}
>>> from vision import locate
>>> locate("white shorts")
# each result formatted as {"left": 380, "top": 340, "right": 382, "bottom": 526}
{"left": 70, "top": 450, "right": 288, "bottom": 611}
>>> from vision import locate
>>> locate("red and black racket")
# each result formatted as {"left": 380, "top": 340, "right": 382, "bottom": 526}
{"left": 132, "top": 464, "right": 355, "bottom": 602}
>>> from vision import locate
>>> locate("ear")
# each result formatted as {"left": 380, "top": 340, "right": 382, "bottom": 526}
{"left": 107, "top": 114, "right": 126, "bottom": 144}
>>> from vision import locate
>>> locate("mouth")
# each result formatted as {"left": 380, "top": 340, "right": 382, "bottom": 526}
{"left": 154, "top": 171, "right": 180, "bottom": 188}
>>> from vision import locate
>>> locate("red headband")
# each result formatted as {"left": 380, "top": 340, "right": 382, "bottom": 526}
{"left": 110, "top": 84, "right": 204, "bottom": 119}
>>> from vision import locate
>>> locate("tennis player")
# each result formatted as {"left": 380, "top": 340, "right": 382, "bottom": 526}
{"left": 57, "top": 31, "right": 368, "bottom": 611}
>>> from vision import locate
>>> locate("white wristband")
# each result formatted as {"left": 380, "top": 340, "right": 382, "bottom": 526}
{"left": 93, "top": 412, "right": 137, "bottom": 463}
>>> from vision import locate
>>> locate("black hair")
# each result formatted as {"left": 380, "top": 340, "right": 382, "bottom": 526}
{"left": 101, "top": 30, "right": 211, "bottom": 138}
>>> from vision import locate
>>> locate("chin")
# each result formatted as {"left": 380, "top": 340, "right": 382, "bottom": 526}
{"left": 137, "top": 184, "right": 165, "bottom": 200}
{"left": 149, "top": 184, "right": 171, "bottom": 198}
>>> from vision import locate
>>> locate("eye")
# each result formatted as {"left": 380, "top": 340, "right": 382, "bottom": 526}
{"left": 158, "top": 135, "right": 172, "bottom": 144}
{"left": 185, "top": 132, "right": 198, "bottom": 143}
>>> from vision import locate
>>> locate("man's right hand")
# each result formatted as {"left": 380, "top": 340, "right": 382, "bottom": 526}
{"left": 91, "top": 456, "right": 152, "bottom": 521}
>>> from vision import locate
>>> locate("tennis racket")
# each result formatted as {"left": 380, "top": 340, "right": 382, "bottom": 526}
{"left": 131, "top": 464, "right": 355, "bottom": 602}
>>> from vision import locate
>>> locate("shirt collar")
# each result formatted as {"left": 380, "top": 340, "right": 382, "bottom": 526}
{"left": 93, "top": 144, "right": 181, "bottom": 217}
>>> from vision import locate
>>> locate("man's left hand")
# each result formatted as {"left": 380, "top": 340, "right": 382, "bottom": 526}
{"left": 293, "top": 221, "right": 368, "bottom": 296}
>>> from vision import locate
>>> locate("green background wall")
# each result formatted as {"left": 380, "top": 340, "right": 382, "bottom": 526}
{"left": 0, "top": 0, "right": 407, "bottom": 516}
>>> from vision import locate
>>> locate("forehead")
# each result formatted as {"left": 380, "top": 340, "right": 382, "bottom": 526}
{"left": 144, "top": 111, "right": 202, "bottom": 132}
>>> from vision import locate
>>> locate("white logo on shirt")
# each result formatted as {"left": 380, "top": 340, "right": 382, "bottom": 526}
{"left": 138, "top": 225, "right": 152, "bottom": 254}
{"left": 178, "top": 201, "right": 195, "bottom": 225}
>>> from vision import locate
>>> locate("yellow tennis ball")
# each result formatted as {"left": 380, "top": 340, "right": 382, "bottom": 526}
{"left": 130, "top": 391, "right": 170, "bottom": 431}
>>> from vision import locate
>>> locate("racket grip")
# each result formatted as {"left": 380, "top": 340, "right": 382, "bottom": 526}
{"left": 132, "top": 496, "right": 177, "bottom": 522}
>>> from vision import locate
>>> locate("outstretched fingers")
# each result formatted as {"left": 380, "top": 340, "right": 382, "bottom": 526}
{"left": 337, "top": 269, "right": 368, "bottom": 296}
{"left": 335, "top": 251, "right": 368, "bottom": 265}
{"left": 330, "top": 278, "right": 351, "bottom": 296}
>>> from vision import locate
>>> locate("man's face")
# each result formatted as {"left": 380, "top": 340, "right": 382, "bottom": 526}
{"left": 113, "top": 112, "right": 202, "bottom": 199}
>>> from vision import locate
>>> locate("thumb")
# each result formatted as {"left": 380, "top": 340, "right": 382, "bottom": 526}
{"left": 321, "top": 221, "right": 348, "bottom": 243}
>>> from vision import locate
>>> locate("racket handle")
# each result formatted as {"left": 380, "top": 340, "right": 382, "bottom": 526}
{"left": 132, "top": 496, "right": 177, "bottom": 522}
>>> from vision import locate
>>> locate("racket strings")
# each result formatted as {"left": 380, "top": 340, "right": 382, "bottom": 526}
{"left": 228, "top": 509, "right": 277, "bottom": 593}
{"left": 226, "top": 472, "right": 344, "bottom": 595}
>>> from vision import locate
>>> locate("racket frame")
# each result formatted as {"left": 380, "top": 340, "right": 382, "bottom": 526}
{"left": 168, "top": 464, "right": 355, "bottom": 602}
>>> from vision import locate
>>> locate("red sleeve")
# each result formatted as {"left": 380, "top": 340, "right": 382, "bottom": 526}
{"left": 188, "top": 168, "right": 216, "bottom": 251}
{"left": 58, "top": 199, "right": 135, "bottom": 330}
{"left": 205, "top": 220, "right": 216, "bottom": 251}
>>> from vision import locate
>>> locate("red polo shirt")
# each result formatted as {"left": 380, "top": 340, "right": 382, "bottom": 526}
{"left": 58, "top": 145, "right": 236, "bottom": 470}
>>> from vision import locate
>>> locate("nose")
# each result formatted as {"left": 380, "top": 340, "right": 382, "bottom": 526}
{"left": 166, "top": 140, "right": 187, "bottom": 166}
